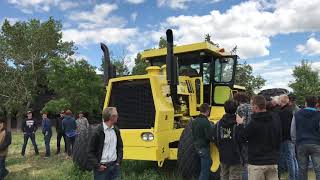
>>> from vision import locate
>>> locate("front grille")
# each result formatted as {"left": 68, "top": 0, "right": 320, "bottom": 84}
{"left": 109, "top": 79, "right": 156, "bottom": 129}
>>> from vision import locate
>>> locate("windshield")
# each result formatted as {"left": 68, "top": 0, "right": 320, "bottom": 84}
{"left": 214, "top": 57, "right": 235, "bottom": 83}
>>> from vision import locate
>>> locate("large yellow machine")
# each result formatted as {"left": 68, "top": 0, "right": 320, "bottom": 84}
{"left": 101, "top": 29, "right": 242, "bottom": 179}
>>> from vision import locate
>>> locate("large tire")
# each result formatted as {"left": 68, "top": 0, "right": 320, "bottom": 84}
{"left": 73, "top": 124, "right": 100, "bottom": 171}
{"left": 177, "top": 121, "right": 220, "bottom": 180}
{"left": 177, "top": 121, "right": 201, "bottom": 180}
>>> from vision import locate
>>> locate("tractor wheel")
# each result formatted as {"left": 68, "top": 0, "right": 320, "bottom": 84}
{"left": 177, "top": 121, "right": 200, "bottom": 180}
{"left": 73, "top": 124, "right": 100, "bottom": 171}
{"left": 177, "top": 121, "right": 220, "bottom": 180}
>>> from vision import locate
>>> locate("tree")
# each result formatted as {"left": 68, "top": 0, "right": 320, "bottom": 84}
{"left": 204, "top": 34, "right": 219, "bottom": 47}
{"left": 131, "top": 53, "right": 148, "bottom": 75}
{"left": 1, "top": 17, "right": 75, "bottom": 108}
{"left": 289, "top": 60, "right": 320, "bottom": 105}
{"left": 112, "top": 60, "right": 130, "bottom": 76}
{"left": 159, "top": 36, "right": 167, "bottom": 48}
{"left": 42, "top": 98, "right": 71, "bottom": 114}
{"left": 47, "top": 58, "right": 104, "bottom": 120}
{"left": 235, "top": 62, "right": 266, "bottom": 95}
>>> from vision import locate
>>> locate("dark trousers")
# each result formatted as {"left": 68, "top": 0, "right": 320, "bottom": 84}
{"left": 66, "top": 136, "right": 76, "bottom": 156}
{"left": 197, "top": 148, "right": 212, "bottom": 180}
{"left": 297, "top": 144, "right": 320, "bottom": 180}
{"left": 44, "top": 133, "right": 52, "bottom": 156}
{"left": 21, "top": 133, "right": 39, "bottom": 156}
{"left": 94, "top": 164, "right": 120, "bottom": 180}
{"left": 0, "top": 156, "right": 8, "bottom": 180}
{"left": 56, "top": 132, "right": 66, "bottom": 153}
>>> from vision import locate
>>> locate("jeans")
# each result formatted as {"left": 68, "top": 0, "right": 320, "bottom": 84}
{"left": 56, "top": 132, "right": 66, "bottom": 153}
{"left": 66, "top": 136, "right": 76, "bottom": 156}
{"left": 94, "top": 164, "right": 120, "bottom": 180}
{"left": 280, "top": 141, "right": 298, "bottom": 180}
{"left": 197, "top": 148, "right": 212, "bottom": 180}
{"left": 21, "top": 133, "right": 39, "bottom": 156}
{"left": 242, "top": 164, "right": 248, "bottom": 180}
{"left": 44, "top": 132, "right": 52, "bottom": 156}
{"left": 297, "top": 144, "right": 320, "bottom": 180}
{"left": 0, "top": 156, "right": 8, "bottom": 179}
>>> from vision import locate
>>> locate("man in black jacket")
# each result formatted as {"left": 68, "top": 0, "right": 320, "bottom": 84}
{"left": 278, "top": 95, "right": 298, "bottom": 180}
{"left": 87, "top": 107, "right": 123, "bottom": 180}
{"left": 215, "top": 100, "right": 242, "bottom": 180}
{"left": 192, "top": 103, "right": 212, "bottom": 180}
{"left": 237, "top": 95, "right": 281, "bottom": 180}
{"left": 56, "top": 111, "right": 66, "bottom": 154}
{"left": 21, "top": 111, "right": 39, "bottom": 156}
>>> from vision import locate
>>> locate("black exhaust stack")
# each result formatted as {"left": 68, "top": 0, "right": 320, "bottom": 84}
{"left": 101, "top": 43, "right": 116, "bottom": 87}
{"left": 166, "top": 29, "right": 179, "bottom": 106}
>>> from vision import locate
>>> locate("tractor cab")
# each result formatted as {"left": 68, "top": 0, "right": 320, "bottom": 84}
{"left": 141, "top": 41, "right": 238, "bottom": 122}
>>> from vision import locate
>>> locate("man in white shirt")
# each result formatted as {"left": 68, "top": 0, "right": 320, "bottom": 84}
{"left": 88, "top": 107, "right": 123, "bottom": 180}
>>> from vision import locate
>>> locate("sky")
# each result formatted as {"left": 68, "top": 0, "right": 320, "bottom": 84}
{"left": 1, "top": 0, "right": 320, "bottom": 90}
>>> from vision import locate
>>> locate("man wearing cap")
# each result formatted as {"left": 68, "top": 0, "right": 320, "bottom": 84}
{"left": 56, "top": 111, "right": 66, "bottom": 154}
{"left": 42, "top": 112, "right": 52, "bottom": 157}
{"left": 21, "top": 111, "right": 39, "bottom": 156}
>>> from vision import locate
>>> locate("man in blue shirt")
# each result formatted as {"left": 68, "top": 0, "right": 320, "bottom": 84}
{"left": 62, "top": 110, "right": 77, "bottom": 157}
{"left": 294, "top": 96, "right": 320, "bottom": 180}
{"left": 42, "top": 112, "right": 52, "bottom": 158}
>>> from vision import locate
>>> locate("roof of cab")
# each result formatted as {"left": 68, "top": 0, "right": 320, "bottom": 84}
{"left": 233, "top": 85, "right": 246, "bottom": 90}
{"left": 140, "top": 42, "right": 231, "bottom": 60}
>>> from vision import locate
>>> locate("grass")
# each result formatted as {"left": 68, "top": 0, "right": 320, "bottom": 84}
{"left": 5, "top": 130, "right": 316, "bottom": 180}
{"left": 6, "top": 130, "right": 180, "bottom": 180}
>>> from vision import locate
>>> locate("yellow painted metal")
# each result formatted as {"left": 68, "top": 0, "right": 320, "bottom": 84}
{"left": 210, "top": 143, "right": 220, "bottom": 172}
{"left": 233, "top": 85, "right": 246, "bottom": 91}
{"left": 104, "top": 70, "right": 184, "bottom": 164}
{"left": 141, "top": 42, "right": 230, "bottom": 60}
{"left": 213, "top": 86, "right": 232, "bottom": 104}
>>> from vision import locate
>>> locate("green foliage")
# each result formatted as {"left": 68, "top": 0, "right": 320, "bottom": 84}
{"left": 132, "top": 53, "right": 148, "bottom": 75}
{"left": 289, "top": 60, "right": 320, "bottom": 104}
{"left": 159, "top": 36, "right": 167, "bottom": 48}
{"left": 235, "top": 62, "right": 266, "bottom": 95}
{"left": 0, "top": 17, "right": 76, "bottom": 124}
{"left": 47, "top": 58, "right": 104, "bottom": 115}
{"left": 112, "top": 60, "right": 130, "bottom": 76}
{"left": 1, "top": 17, "right": 75, "bottom": 93}
{"left": 42, "top": 98, "right": 71, "bottom": 114}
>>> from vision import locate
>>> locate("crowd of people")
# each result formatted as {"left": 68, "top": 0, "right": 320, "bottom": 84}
{"left": 193, "top": 93, "right": 320, "bottom": 180}
{"left": 0, "top": 93, "right": 319, "bottom": 180}
{"left": 20, "top": 110, "right": 89, "bottom": 158}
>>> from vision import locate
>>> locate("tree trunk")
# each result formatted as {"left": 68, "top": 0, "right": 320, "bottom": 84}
{"left": 6, "top": 111, "right": 11, "bottom": 131}
{"left": 16, "top": 111, "right": 23, "bottom": 130}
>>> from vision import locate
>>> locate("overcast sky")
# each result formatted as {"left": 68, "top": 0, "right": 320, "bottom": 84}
{"left": 1, "top": 0, "right": 320, "bottom": 90}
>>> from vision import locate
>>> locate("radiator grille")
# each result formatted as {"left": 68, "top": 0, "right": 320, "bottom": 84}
{"left": 109, "top": 79, "right": 155, "bottom": 129}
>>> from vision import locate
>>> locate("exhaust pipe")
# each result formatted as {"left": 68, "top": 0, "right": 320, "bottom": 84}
{"left": 100, "top": 43, "right": 116, "bottom": 87}
{"left": 166, "top": 29, "right": 179, "bottom": 106}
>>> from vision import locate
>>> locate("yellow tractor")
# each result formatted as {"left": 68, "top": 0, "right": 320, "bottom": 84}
{"left": 101, "top": 29, "right": 243, "bottom": 179}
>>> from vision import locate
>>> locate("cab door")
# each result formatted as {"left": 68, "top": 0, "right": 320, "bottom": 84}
{"left": 211, "top": 55, "right": 237, "bottom": 106}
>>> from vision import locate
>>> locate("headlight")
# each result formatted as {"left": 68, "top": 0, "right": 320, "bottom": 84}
{"left": 141, "top": 132, "right": 154, "bottom": 141}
